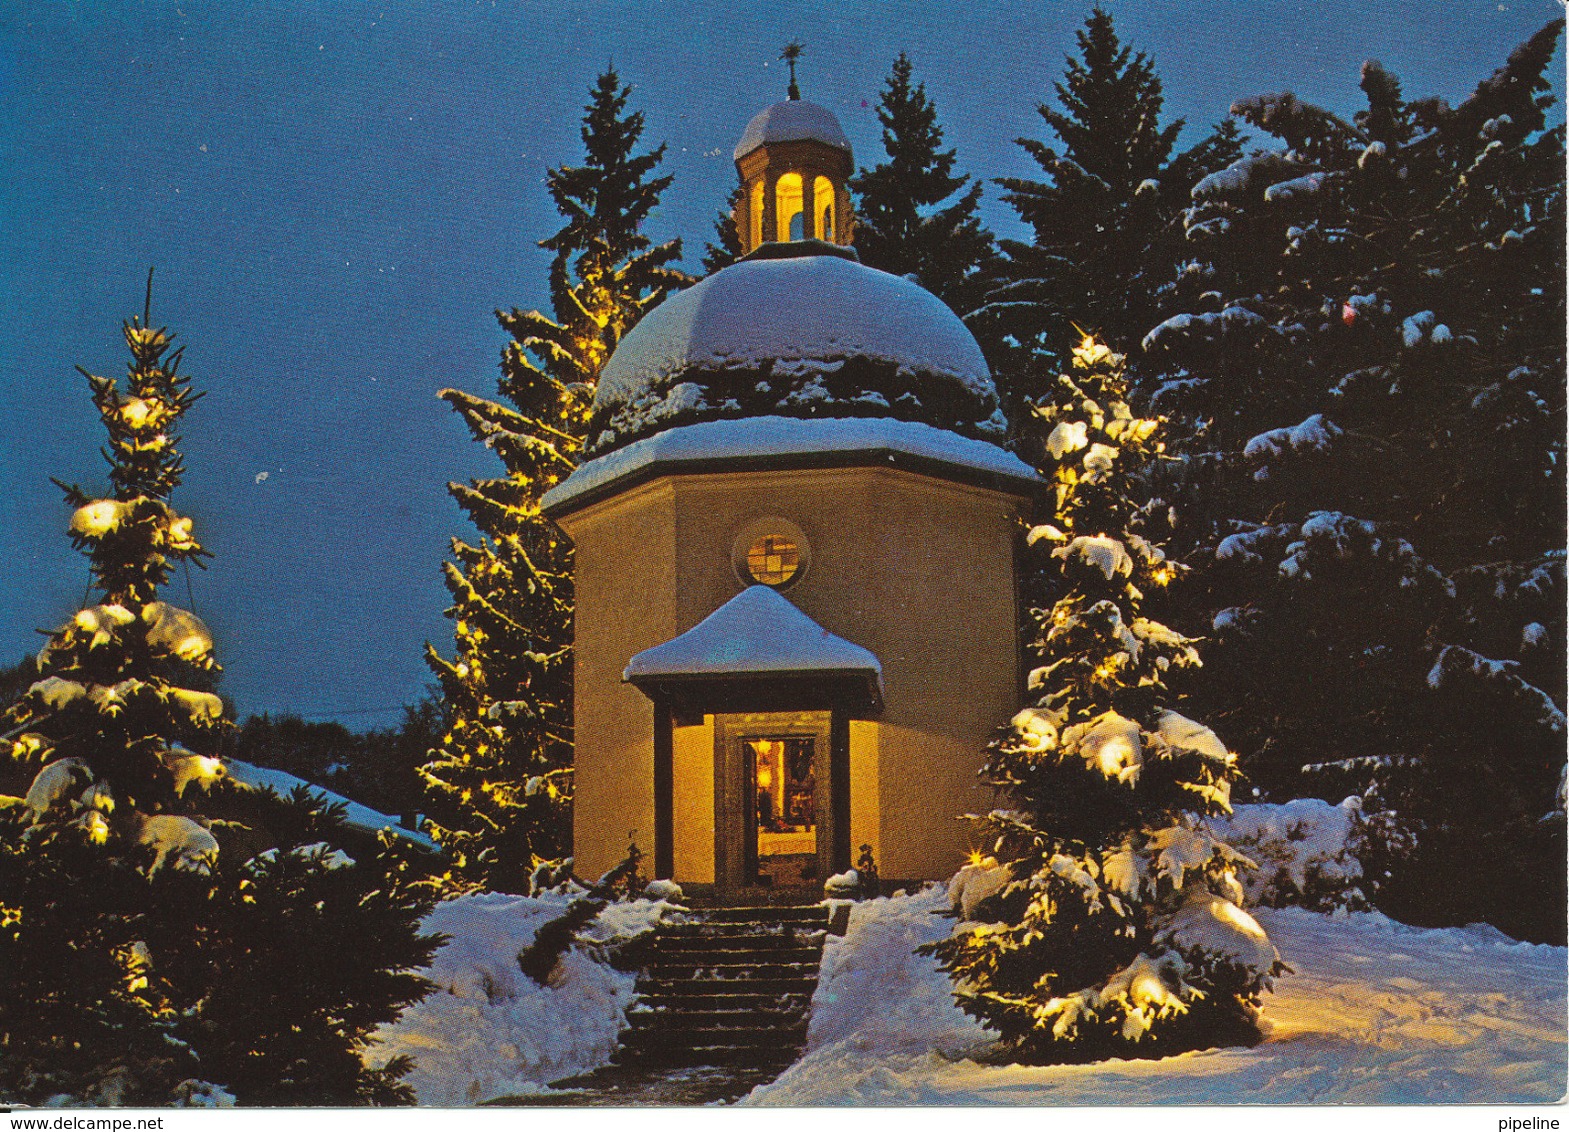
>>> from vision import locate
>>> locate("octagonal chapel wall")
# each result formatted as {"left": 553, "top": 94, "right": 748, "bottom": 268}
{"left": 556, "top": 463, "right": 1027, "bottom": 883}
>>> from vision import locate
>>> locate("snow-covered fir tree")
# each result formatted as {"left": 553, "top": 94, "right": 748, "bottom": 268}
{"left": 424, "top": 68, "right": 686, "bottom": 891}
{"left": 976, "top": 7, "right": 1242, "bottom": 425}
{"left": 0, "top": 291, "right": 439, "bottom": 1105}
{"left": 1140, "top": 22, "right": 1566, "bottom": 942}
{"left": 701, "top": 185, "right": 746, "bottom": 274}
{"left": 926, "top": 337, "right": 1280, "bottom": 1061}
{"left": 848, "top": 53, "right": 997, "bottom": 318}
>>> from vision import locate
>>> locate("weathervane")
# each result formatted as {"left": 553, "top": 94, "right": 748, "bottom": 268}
{"left": 780, "top": 41, "right": 803, "bottom": 100}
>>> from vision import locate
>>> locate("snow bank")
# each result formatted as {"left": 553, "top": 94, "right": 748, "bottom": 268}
{"left": 799, "top": 885, "right": 990, "bottom": 1060}
{"left": 371, "top": 892, "right": 668, "bottom": 1105}
{"left": 744, "top": 897, "right": 1566, "bottom": 1106}
{"left": 746, "top": 891, "right": 1569, "bottom": 1105}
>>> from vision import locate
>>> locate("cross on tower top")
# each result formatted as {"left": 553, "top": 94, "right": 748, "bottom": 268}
{"left": 780, "top": 42, "right": 803, "bottom": 100}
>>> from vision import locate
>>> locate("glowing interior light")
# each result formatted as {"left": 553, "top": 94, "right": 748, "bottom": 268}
{"left": 813, "top": 175, "right": 835, "bottom": 241}
{"left": 775, "top": 172, "right": 804, "bottom": 242}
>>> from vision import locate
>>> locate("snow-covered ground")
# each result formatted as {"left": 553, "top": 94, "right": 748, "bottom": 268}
{"left": 369, "top": 891, "right": 670, "bottom": 1105}
{"left": 370, "top": 811, "right": 1562, "bottom": 1110}
{"left": 743, "top": 886, "right": 1567, "bottom": 1106}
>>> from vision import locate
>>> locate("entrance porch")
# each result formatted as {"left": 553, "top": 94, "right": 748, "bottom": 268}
{"left": 622, "top": 586, "right": 883, "bottom": 896}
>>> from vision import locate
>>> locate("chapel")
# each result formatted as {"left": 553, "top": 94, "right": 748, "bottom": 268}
{"left": 541, "top": 85, "right": 1040, "bottom": 895}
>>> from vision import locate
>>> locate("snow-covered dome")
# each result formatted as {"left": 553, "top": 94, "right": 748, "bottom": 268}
{"left": 585, "top": 245, "right": 1006, "bottom": 456}
{"left": 734, "top": 98, "right": 851, "bottom": 162}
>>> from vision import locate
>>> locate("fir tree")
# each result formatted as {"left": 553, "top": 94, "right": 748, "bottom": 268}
{"left": 978, "top": 8, "right": 1243, "bottom": 421}
{"left": 424, "top": 68, "right": 686, "bottom": 891}
{"left": 702, "top": 185, "right": 746, "bottom": 274}
{"left": 848, "top": 53, "right": 997, "bottom": 317}
{"left": 1141, "top": 23, "right": 1566, "bottom": 941}
{"left": 926, "top": 337, "right": 1279, "bottom": 1061}
{"left": 0, "top": 285, "right": 439, "bottom": 1105}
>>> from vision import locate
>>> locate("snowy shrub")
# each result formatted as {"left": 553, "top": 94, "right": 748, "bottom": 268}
{"left": 1204, "top": 798, "right": 1367, "bottom": 910}
{"left": 823, "top": 869, "right": 864, "bottom": 899}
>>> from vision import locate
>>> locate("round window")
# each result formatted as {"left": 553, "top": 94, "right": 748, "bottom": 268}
{"left": 746, "top": 534, "right": 800, "bottom": 586}
{"left": 732, "top": 517, "right": 810, "bottom": 590}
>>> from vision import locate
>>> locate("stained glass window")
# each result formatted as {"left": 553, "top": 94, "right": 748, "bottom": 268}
{"left": 745, "top": 534, "right": 800, "bottom": 586}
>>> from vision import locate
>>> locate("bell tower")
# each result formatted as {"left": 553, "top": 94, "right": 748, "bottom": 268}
{"left": 732, "top": 44, "right": 855, "bottom": 254}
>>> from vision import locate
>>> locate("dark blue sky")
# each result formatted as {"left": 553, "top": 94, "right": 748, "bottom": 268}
{"left": 1, "top": 1, "right": 1561, "bottom": 729}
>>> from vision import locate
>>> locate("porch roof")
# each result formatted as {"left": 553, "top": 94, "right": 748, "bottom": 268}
{"left": 623, "top": 585, "right": 883, "bottom": 713}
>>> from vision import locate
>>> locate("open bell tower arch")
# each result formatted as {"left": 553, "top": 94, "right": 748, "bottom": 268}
{"left": 731, "top": 47, "right": 855, "bottom": 254}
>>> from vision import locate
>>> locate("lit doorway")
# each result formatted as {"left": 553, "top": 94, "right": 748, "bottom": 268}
{"left": 712, "top": 711, "right": 833, "bottom": 891}
{"left": 746, "top": 736, "right": 817, "bottom": 887}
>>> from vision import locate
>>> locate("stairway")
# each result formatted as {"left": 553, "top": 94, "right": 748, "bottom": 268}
{"left": 519, "top": 904, "right": 829, "bottom": 1105}
{"left": 619, "top": 904, "right": 827, "bottom": 1070}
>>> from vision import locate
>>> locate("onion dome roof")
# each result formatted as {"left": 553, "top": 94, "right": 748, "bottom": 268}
{"left": 733, "top": 98, "right": 852, "bottom": 162}
{"left": 586, "top": 244, "right": 1005, "bottom": 456}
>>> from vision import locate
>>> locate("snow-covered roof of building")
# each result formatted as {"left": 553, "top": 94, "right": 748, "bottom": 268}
{"left": 586, "top": 250, "right": 1005, "bottom": 454}
{"left": 543, "top": 415, "right": 1040, "bottom": 517}
{"left": 624, "top": 585, "right": 882, "bottom": 695}
{"left": 226, "top": 758, "right": 442, "bottom": 854}
{"left": 734, "top": 98, "right": 852, "bottom": 162}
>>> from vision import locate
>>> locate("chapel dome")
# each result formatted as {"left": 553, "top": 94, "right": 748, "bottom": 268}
{"left": 585, "top": 245, "right": 1006, "bottom": 456}
{"left": 734, "top": 99, "right": 852, "bottom": 162}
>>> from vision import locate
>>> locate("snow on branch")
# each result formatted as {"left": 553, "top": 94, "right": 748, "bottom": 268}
{"left": 1243, "top": 413, "right": 1343, "bottom": 474}
{"left": 1426, "top": 644, "right": 1566, "bottom": 733}
{"left": 1191, "top": 150, "right": 1299, "bottom": 202}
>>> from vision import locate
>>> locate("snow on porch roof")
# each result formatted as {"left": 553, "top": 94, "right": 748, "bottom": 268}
{"left": 623, "top": 585, "right": 883, "bottom": 697}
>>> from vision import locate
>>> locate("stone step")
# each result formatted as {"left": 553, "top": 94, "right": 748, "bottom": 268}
{"left": 646, "top": 947, "right": 822, "bottom": 969}
{"left": 588, "top": 901, "right": 828, "bottom": 1080}
{"left": 643, "top": 960, "right": 821, "bottom": 981}
{"left": 612, "top": 1042, "right": 801, "bottom": 1069}
{"left": 658, "top": 916, "right": 828, "bottom": 929}
{"left": 633, "top": 990, "right": 813, "bottom": 1013}
{"left": 655, "top": 928, "right": 822, "bottom": 943}
{"left": 621, "top": 1024, "right": 806, "bottom": 1049}
{"left": 651, "top": 936, "right": 823, "bottom": 957}
{"left": 636, "top": 975, "right": 819, "bottom": 997}
{"left": 685, "top": 906, "right": 827, "bottom": 924}
{"left": 510, "top": 1063, "right": 785, "bottom": 1106}
{"left": 627, "top": 1006, "right": 804, "bottom": 1030}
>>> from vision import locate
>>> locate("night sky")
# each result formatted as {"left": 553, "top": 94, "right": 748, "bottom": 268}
{"left": 1, "top": 1, "right": 1561, "bottom": 729}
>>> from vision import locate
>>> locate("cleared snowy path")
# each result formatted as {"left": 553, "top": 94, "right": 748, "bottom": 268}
{"left": 744, "top": 892, "right": 1568, "bottom": 1106}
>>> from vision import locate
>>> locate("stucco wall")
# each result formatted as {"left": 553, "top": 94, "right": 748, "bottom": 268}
{"left": 560, "top": 479, "right": 676, "bottom": 879}
{"left": 849, "top": 719, "right": 880, "bottom": 869}
{"left": 672, "top": 716, "right": 715, "bottom": 883}
{"left": 557, "top": 463, "right": 1026, "bottom": 882}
